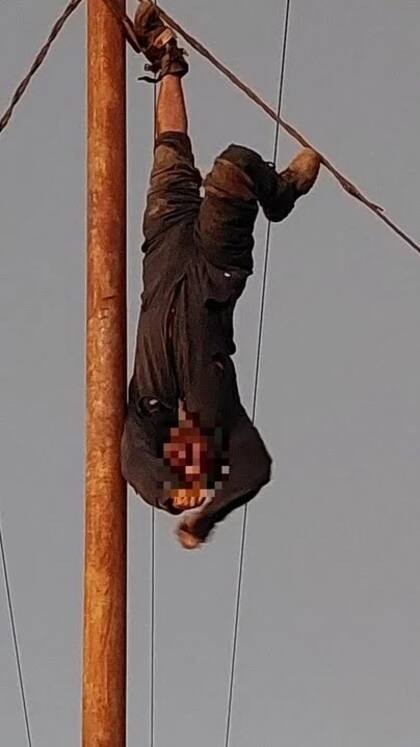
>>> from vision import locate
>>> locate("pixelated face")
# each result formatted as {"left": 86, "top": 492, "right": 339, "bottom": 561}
{"left": 162, "top": 402, "right": 230, "bottom": 512}
{"left": 163, "top": 405, "right": 210, "bottom": 487}
{"left": 161, "top": 403, "right": 213, "bottom": 511}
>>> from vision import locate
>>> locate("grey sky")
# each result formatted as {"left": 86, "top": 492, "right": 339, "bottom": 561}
{"left": 1, "top": 0, "right": 420, "bottom": 745}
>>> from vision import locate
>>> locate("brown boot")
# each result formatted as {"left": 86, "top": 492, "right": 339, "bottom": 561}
{"left": 280, "top": 148, "right": 321, "bottom": 195}
{"left": 262, "top": 147, "right": 321, "bottom": 222}
{"left": 134, "top": 0, "right": 188, "bottom": 81}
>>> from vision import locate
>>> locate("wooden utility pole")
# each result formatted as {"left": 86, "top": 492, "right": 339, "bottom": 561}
{"left": 82, "top": 0, "right": 127, "bottom": 744}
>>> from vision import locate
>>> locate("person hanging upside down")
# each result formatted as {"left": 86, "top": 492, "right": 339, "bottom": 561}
{"left": 121, "top": 0, "right": 321, "bottom": 549}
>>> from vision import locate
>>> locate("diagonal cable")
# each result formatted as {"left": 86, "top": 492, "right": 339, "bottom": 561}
{"left": 224, "top": 2, "right": 292, "bottom": 745}
{"left": 0, "top": 0, "right": 418, "bottom": 253}
{"left": 0, "top": 513, "right": 33, "bottom": 746}
{"left": 155, "top": 5, "right": 419, "bottom": 255}
{"left": 0, "top": 0, "right": 84, "bottom": 135}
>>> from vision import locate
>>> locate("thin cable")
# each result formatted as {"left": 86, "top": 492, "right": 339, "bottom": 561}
{"left": 149, "top": 17, "right": 158, "bottom": 743}
{"left": 156, "top": 5, "right": 420, "bottom": 256}
{"left": 252, "top": 0, "right": 291, "bottom": 427}
{"left": 1, "top": 0, "right": 418, "bottom": 253}
{"left": 224, "top": 3, "right": 292, "bottom": 745}
{"left": 0, "top": 514, "right": 33, "bottom": 746}
{"left": 150, "top": 507, "right": 156, "bottom": 747}
{"left": 0, "top": 0, "right": 83, "bottom": 135}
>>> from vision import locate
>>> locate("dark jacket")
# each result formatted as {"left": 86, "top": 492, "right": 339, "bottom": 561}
{"left": 121, "top": 132, "right": 291, "bottom": 532}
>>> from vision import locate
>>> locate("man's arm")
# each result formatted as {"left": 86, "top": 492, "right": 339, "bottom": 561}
{"left": 156, "top": 74, "right": 188, "bottom": 137}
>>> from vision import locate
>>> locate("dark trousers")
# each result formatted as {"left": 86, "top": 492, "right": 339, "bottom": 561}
{"left": 142, "top": 131, "right": 295, "bottom": 272}
{"left": 137, "top": 133, "right": 295, "bottom": 535}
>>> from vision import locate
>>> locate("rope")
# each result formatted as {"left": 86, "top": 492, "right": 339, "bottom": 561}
{"left": 101, "top": 0, "right": 141, "bottom": 52}
{"left": 156, "top": 5, "right": 419, "bottom": 256}
{"left": 0, "top": 0, "right": 84, "bottom": 135}
{"left": 1, "top": 0, "right": 419, "bottom": 254}
{"left": 98, "top": 0, "right": 420, "bottom": 255}
{"left": 223, "top": 6, "right": 292, "bottom": 744}
{"left": 0, "top": 514, "right": 33, "bottom": 746}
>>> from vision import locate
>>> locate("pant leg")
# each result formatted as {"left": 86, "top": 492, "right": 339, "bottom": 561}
{"left": 196, "top": 145, "right": 258, "bottom": 272}
{"left": 197, "top": 143, "right": 297, "bottom": 271}
{"left": 142, "top": 131, "right": 202, "bottom": 250}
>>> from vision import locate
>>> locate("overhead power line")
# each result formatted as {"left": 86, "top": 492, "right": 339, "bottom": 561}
{"left": 224, "top": 2, "right": 292, "bottom": 744}
{"left": 0, "top": 0, "right": 83, "bottom": 135}
{"left": 1, "top": 0, "right": 419, "bottom": 254}
{"left": 0, "top": 514, "right": 33, "bottom": 746}
{"left": 0, "top": 0, "right": 419, "bottom": 741}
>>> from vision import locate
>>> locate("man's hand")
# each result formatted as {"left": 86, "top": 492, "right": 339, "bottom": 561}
{"left": 170, "top": 486, "right": 207, "bottom": 511}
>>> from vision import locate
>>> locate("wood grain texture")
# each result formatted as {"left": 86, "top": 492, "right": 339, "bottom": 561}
{"left": 83, "top": 0, "right": 127, "bottom": 744}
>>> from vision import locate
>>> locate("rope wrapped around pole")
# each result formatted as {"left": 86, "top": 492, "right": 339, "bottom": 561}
{"left": 2, "top": 0, "right": 417, "bottom": 254}
{"left": 100, "top": 0, "right": 420, "bottom": 256}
